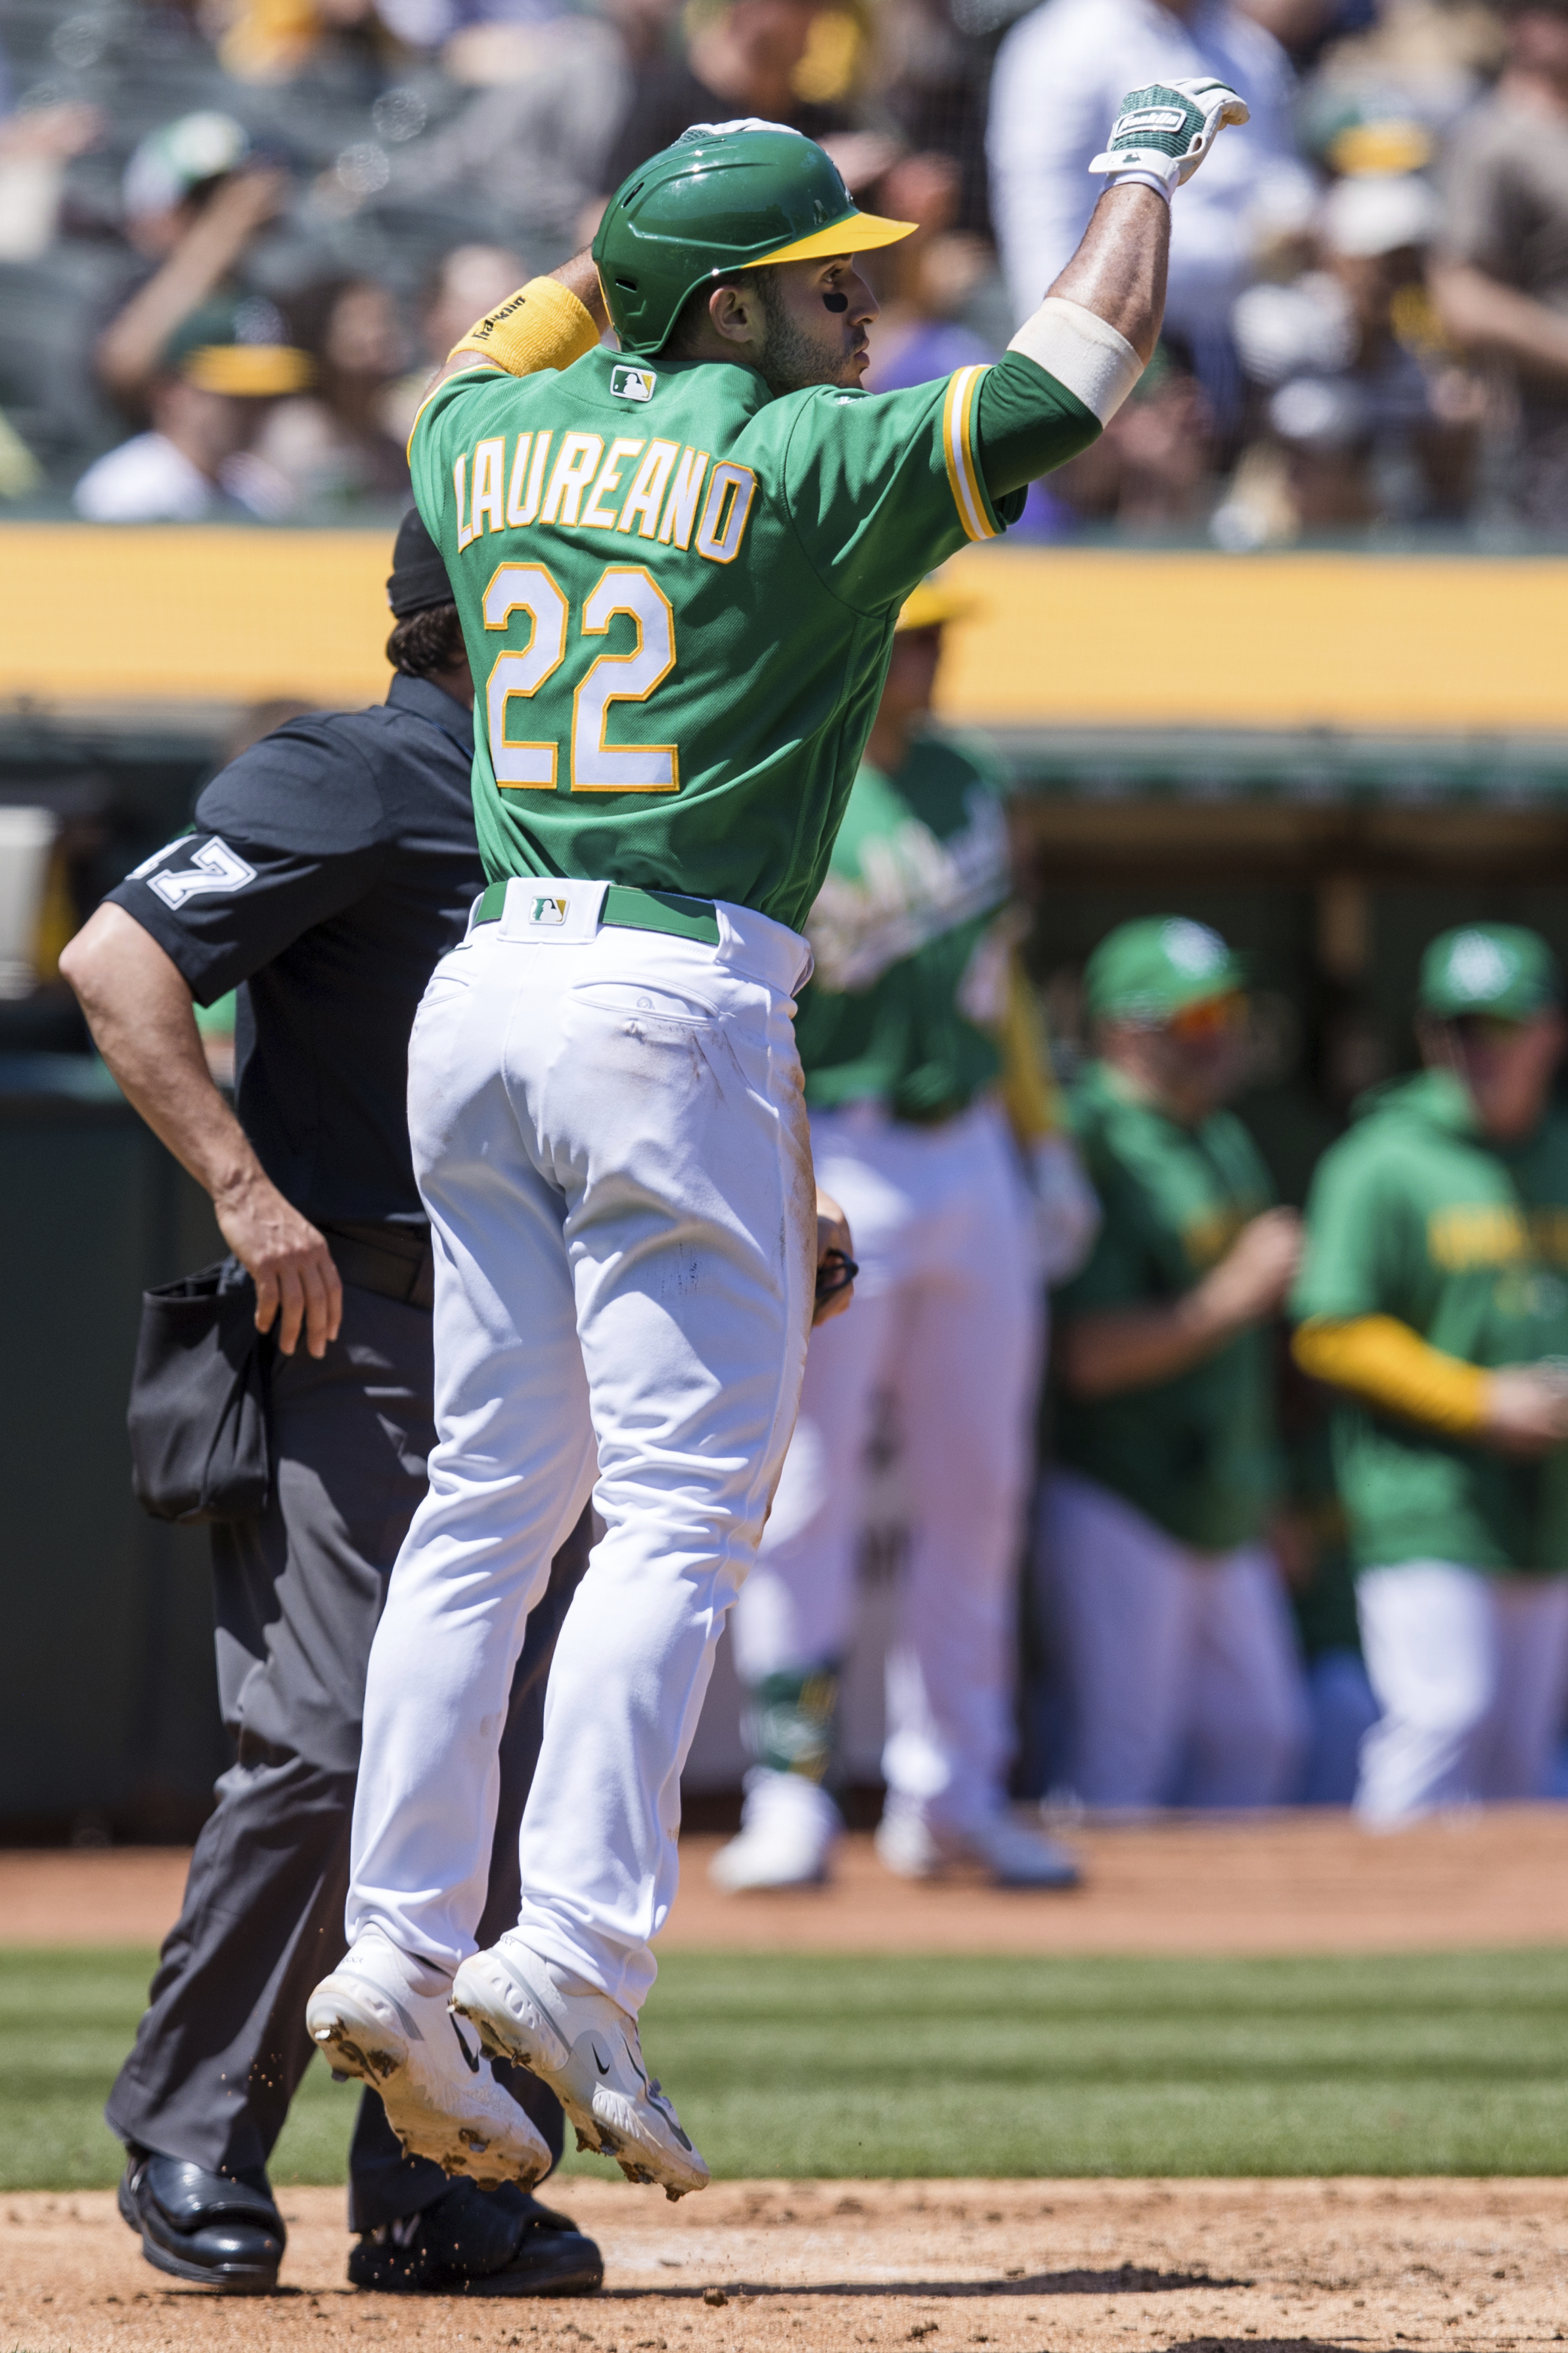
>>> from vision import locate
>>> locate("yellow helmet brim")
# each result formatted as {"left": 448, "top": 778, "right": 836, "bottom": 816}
{"left": 742, "top": 208, "right": 916, "bottom": 269}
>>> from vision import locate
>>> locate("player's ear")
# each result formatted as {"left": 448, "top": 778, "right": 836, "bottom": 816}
{"left": 708, "top": 278, "right": 764, "bottom": 348}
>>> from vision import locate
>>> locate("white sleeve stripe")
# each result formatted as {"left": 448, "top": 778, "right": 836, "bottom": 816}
{"left": 1008, "top": 296, "right": 1144, "bottom": 425}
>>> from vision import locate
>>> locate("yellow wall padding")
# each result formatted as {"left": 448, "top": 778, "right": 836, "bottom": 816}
{"left": 2, "top": 530, "right": 1567, "bottom": 726}
{"left": 0, "top": 526, "right": 394, "bottom": 706}
{"left": 935, "top": 548, "right": 1568, "bottom": 733}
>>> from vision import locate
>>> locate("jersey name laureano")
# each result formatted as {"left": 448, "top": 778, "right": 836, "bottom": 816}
{"left": 452, "top": 431, "right": 756, "bottom": 564}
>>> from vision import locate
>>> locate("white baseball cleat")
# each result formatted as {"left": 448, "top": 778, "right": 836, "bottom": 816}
{"left": 306, "top": 1936, "right": 551, "bottom": 2192}
{"left": 709, "top": 1769, "right": 841, "bottom": 1892}
{"left": 875, "top": 1804, "right": 1081, "bottom": 1889}
{"left": 450, "top": 1935, "right": 710, "bottom": 2201}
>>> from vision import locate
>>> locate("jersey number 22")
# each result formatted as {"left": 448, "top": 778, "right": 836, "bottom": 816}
{"left": 484, "top": 562, "right": 677, "bottom": 795}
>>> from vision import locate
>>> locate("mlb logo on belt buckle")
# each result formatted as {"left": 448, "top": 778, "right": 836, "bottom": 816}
{"left": 610, "top": 363, "right": 656, "bottom": 403}
{"left": 499, "top": 879, "right": 607, "bottom": 944}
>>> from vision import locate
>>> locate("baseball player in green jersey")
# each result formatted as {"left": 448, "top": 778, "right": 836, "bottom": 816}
{"left": 712, "top": 574, "right": 1100, "bottom": 1894}
{"left": 309, "top": 89, "right": 1251, "bottom": 2197}
{"left": 1043, "top": 918, "right": 1308, "bottom": 1809}
{"left": 1293, "top": 923, "right": 1568, "bottom": 1825}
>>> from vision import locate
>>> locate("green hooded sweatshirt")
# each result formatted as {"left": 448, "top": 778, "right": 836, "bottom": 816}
{"left": 1295, "top": 1068, "right": 1568, "bottom": 1574}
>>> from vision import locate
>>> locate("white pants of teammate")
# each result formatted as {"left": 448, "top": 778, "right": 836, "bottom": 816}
{"left": 347, "top": 881, "right": 816, "bottom": 2015}
{"left": 732, "top": 1099, "right": 1041, "bottom": 1832}
{"left": 1355, "top": 1562, "right": 1568, "bottom": 1827}
{"left": 1037, "top": 1470, "right": 1308, "bottom": 1809}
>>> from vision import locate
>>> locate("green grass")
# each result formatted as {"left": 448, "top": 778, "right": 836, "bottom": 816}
{"left": 7, "top": 1944, "right": 1568, "bottom": 2192}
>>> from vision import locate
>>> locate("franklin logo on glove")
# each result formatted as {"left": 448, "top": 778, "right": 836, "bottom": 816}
{"left": 1089, "top": 76, "right": 1251, "bottom": 203}
{"left": 1117, "top": 106, "right": 1188, "bottom": 136}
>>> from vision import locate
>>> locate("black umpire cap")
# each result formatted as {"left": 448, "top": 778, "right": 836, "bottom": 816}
{"left": 387, "top": 509, "right": 454, "bottom": 618}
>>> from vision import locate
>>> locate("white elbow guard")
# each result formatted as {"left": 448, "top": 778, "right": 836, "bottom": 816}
{"left": 1008, "top": 297, "right": 1144, "bottom": 424}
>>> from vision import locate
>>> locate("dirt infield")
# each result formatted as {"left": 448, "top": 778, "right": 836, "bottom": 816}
{"left": 8, "top": 1807, "right": 1568, "bottom": 1953}
{"left": 9, "top": 1814, "right": 1567, "bottom": 2346}
{"left": 4, "top": 2176, "right": 1565, "bottom": 2353}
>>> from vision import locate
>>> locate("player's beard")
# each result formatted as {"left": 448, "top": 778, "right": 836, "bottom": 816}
{"left": 752, "top": 269, "right": 864, "bottom": 396}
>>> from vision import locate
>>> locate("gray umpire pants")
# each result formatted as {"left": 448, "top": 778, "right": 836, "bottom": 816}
{"left": 105, "top": 1275, "right": 591, "bottom": 2231}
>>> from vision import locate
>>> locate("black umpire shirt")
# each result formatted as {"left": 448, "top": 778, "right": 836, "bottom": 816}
{"left": 108, "top": 674, "right": 482, "bottom": 1226}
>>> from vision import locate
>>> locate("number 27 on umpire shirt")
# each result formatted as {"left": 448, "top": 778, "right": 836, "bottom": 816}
{"left": 409, "top": 346, "right": 1089, "bottom": 934}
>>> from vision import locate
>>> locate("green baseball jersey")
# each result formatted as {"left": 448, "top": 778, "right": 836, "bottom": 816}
{"left": 1053, "top": 1061, "right": 1282, "bottom": 1551}
{"left": 408, "top": 348, "right": 1092, "bottom": 934}
{"left": 794, "top": 733, "right": 1013, "bottom": 1120}
{"left": 1293, "top": 1068, "right": 1568, "bottom": 1574}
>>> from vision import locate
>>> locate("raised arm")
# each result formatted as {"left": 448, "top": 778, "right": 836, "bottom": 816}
{"left": 417, "top": 246, "right": 608, "bottom": 407}
{"left": 96, "top": 166, "right": 288, "bottom": 404}
{"left": 1044, "top": 183, "right": 1169, "bottom": 367}
{"left": 977, "top": 78, "right": 1249, "bottom": 497}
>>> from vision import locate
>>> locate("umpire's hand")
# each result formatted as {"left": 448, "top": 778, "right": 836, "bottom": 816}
{"left": 216, "top": 1172, "right": 344, "bottom": 1359}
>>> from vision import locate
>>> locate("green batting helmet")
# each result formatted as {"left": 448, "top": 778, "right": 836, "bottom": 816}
{"left": 591, "top": 120, "right": 913, "bottom": 357}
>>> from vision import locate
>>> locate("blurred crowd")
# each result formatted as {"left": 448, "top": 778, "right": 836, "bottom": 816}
{"left": 2, "top": 0, "right": 1568, "bottom": 537}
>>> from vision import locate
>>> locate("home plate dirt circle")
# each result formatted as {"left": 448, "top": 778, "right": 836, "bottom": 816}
{"left": 4, "top": 2177, "right": 1567, "bottom": 2352}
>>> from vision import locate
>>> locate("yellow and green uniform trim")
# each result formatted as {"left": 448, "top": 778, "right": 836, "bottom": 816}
{"left": 941, "top": 365, "right": 1000, "bottom": 543}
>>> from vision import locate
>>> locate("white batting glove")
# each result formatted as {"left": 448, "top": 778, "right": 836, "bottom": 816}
{"left": 1088, "top": 78, "right": 1250, "bottom": 204}
{"left": 1029, "top": 1137, "right": 1101, "bottom": 1285}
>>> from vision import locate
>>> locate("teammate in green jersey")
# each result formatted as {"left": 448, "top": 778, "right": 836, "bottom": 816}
{"left": 1043, "top": 917, "right": 1309, "bottom": 1810}
{"left": 711, "top": 574, "right": 1100, "bottom": 1894}
{"left": 1293, "top": 923, "right": 1568, "bottom": 1825}
{"left": 315, "top": 89, "right": 1251, "bottom": 2197}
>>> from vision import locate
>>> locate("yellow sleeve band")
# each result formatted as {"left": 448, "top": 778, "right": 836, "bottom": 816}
{"left": 997, "top": 953, "right": 1065, "bottom": 1146}
{"left": 941, "top": 364, "right": 998, "bottom": 543}
{"left": 447, "top": 275, "right": 600, "bottom": 380}
{"left": 1292, "top": 1314, "right": 1490, "bottom": 1440}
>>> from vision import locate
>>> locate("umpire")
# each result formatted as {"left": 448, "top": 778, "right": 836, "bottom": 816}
{"left": 60, "top": 513, "right": 600, "bottom": 2298}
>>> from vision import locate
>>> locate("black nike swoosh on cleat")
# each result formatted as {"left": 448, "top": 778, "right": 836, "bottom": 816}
{"left": 449, "top": 2016, "right": 482, "bottom": 2074}
{"left": 592, "top": 2043, "right": 611, "bottom": 2076}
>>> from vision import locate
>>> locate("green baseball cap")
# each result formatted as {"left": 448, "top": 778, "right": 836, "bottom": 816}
{"left": 161, "top": 296, "right": 313, "bottom": 396}
{"left": 1085, "top": 916, "right": 1246, "bottom": 1024}
{"left": 1418, "top": 924, "right": 1562, "bottom": 1022}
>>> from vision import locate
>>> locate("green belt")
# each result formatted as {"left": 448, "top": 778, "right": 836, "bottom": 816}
{"left": 474, "top": 879, "right": 719, "bottom": 946}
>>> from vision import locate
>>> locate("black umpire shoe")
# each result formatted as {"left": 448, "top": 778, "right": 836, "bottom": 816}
{"left": 118, "top": 2149, "right": 286, "bottom": 2292}
{"left": 349, "top": 2179, "right": 604, "bottom": 2296}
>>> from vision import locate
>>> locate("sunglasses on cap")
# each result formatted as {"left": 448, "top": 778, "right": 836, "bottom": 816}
{"left": 1167, "top": 990, "right": 1247, "bottom": 1042}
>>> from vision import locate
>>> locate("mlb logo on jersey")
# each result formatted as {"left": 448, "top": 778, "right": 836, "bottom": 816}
{"left": 529, "top": 894, "right": 570, "bottom": 925}
{"left": 610, "top": 364, "right": 656, "bottom": 403}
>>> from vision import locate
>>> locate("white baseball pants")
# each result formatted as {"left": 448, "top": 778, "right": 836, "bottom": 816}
{"left": 1037, "top": 1469, "right": 1308, "bottom": 1809}
{"left": 1355, "top": 1561, "right": 1568, "bottom": 1826}
{"left": 347, "top": 881, "right": 816, "bottom": 2015}
{"left": 732, "top": 1099, "right": 1042, "bottom": 1831}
